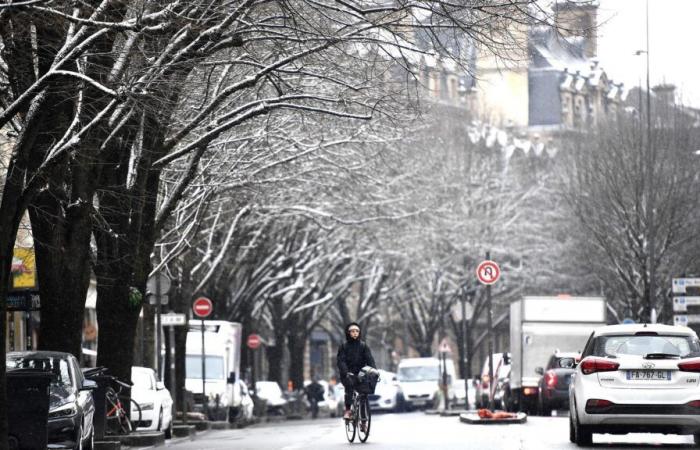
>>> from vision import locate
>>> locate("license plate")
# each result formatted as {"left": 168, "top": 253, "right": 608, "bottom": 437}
{"left": 626, "top": 370, "right": 671, "bottom": 381}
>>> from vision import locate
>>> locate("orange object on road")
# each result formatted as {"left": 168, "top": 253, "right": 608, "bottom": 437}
{"left": 477, "top": 408, "right": 517, "bottom": 419}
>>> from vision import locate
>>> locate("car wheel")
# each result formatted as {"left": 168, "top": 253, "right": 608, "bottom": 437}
{"left": 573, "top": 410, "right": 592, "bottom": 447}
{"left": 569, "top": 412, "right": 576, "bottom": 443}
{"left": 164, "top": 418, "right": 173, "bottom": 439}
{"left": 85, "top": 428, "right": 94, "bottom": 450}
{"left": 74, "top": 424, "right": 83, "bottom": 450}
{"left": 693, "top": 433, "right": 700, "bottom": 446}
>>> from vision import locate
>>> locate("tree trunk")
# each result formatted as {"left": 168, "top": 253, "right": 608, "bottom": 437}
{"left": 30, "top": 190, "right": 93, "bottom": 358}
{"left": 287, "top": 330, "right": 306, "bottom": 390}
{"left": 266, "top": 338, "right": 285, "bottom": 386}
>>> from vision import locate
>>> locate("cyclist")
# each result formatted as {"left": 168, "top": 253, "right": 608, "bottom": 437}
{"left": 337, "top": 322, "right": 376, "bottom": 420}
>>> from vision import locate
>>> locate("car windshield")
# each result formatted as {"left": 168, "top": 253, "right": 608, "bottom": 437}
{"left": 132, "top": 370, "right": 154, "bottom": 389}
{"left": 588, "top": 334, "right": 700, "bottom": 358}
{"left": 398, "top": 365, "right": 439, "bottom": 382}
{"left": 6, "top": 355, "right": 72, "bottom": 387}
{"left": 186, "top": 355, "right": 225, "bottom": 380}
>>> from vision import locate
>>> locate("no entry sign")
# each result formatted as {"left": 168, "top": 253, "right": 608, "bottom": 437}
{"left": 192, "top": 297, "right": 213, "bottom": 318}
{"left": 476, "top": 260, "right": 501, "bottom": 285}
{"left": 247, "top": 333, "right": 262, "bottom": 350}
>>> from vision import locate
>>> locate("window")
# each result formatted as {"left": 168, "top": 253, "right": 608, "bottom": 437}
{"left": 186, "top": 355, "right": 225, "bottom": 380}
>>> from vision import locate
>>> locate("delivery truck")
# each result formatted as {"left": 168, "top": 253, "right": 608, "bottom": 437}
{"left": 505, "top": 296, "right": 606, "bottom": 414}
{"left": 186, "top": 320, "right": 243, "bottom": 421}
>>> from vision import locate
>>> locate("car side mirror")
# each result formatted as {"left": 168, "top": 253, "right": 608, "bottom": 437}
{"left": 535, "top": 367, "right": 544, "bottom": 376}
{"left": 81, "top": 379, "right": 98, "bottom": 391}
{"left": 227, "top": 372, "right": 236, "bottom": 384}
{"left": 558, "top": 357, "right": 576, "bottom": 369}
{"left": 156, "top": 381, "right": 166, "bottom": 391}
{"left": 502, "top": 352, "right": 511, "bottom": 365}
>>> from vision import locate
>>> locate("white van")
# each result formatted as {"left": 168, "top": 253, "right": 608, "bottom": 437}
{"left": 397, "top": 357, "right": 456, "bottom": 410}
{"left": 185, "top": 321, "right": 242, "bottom": 421}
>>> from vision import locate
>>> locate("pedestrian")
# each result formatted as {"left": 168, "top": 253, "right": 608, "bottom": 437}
{"left": 305, "top": 376, "right": 325, "bottom": 419}
{"left": 336, "top": 322, "right": 376, "bottom": 420}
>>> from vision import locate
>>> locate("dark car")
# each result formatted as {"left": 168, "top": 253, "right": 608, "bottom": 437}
{"left": 535, "top": 351, "right": 579, "bottom": 416}
{"left": 7, "top": 351, "right": 96, "bottom": 449}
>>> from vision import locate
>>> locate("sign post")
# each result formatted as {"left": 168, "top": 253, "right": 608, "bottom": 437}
{"left": 247, "top": 333, "right": 261, "bottom": 395}
{"left": 477, "top": 255, "right": 500, "bottom": 411}
{"left": 160, "top": 312, "right": 185, "bottom": 427}
{"left": 147, "top": 272, "right": 171, "bottom": 379}
{"left": 672, "top": 278, "right": 700, "bottom": 329}
{"left": 193, "top": 297, "right": 213, "bottom": 417}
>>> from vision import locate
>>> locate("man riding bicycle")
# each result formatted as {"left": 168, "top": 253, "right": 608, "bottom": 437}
{"left": 337, "top": 322, "right": 376, "bottom": 420}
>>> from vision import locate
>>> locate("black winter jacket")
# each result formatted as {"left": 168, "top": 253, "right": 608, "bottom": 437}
{"left": 336, "top": 322, "right": 376, "bottom": 378}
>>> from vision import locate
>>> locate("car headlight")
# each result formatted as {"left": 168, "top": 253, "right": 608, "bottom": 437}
{"left": 49, "top": 402, "right": 77, "bottom": 419}
{"left": 139, "top": 402, "right": 154, "bottom": 411}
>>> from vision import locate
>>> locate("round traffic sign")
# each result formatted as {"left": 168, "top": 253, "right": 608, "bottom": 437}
{"left": 192, "top": 297, "right": 213, "bottom": 318}
{"left": 247, "top": 333, "right": 262, "bottom": 350}
{"left": 476, "top": 260, "right": 501, "bottom": 285}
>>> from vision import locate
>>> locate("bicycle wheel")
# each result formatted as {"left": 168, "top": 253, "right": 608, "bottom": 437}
{"left": 358, "top": 397, "right": 371, "bottom": 443}
{"left": 122, "top": 397, "right": 142, "bottom": 432}
{"left": 344, "top": 412, "right": 356, "bottom": 442}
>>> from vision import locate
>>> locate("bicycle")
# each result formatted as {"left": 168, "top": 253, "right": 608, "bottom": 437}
{"left": 105, "top": 377, "right": 142, "bottom": 435}
{"left": 344, "top": 369, "right": 378, "bottom": 443}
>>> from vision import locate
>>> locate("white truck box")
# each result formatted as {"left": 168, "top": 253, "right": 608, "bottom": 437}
{"left": 508, "top": 296, "right": 606, "bottom": 412}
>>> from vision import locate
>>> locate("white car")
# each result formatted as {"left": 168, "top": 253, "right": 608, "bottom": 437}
{"left": 255, "top": 381, "right": 288, "bottom": 415}
{"left": 568, "top": 323, "right": 700, "bottom": 446}
{"left": 131, "top": 366, "right": 174, "bottom": 438}
{"left": 453, "top": 378, "right": 477, "bottom": 410}
{"left": 369, "top": 370, "right": 405, "bottom": 412}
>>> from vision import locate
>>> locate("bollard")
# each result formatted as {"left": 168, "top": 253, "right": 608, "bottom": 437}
{"left": 7, "top": 369, "right": 52, "bottom": 449}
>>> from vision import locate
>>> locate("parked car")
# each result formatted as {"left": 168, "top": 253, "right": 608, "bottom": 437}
{"left": 130, "top": 366, "right": 173, "bottom": 438}
{"left": 368, "top": 370, "right": 405, "bottom": 412}
{"left": 452, "top": 378, "right": 477, "bottom": 409}
{"left": 535, "top": 351, "right": 579, "bottom": 416}
{"left": 255, "top": 381, "right": 288, "bottom": 415}
{"left": 397, "top": 357, "right": 456, "bottom": 410}
{"left": 568, "top": 323, "right": 700, "bottom": 447}
{"left": 7, "top": 351, "right": 96, "bottom": 450}
{"left": 475, "top": 352, "right": 511, "bottom": 409}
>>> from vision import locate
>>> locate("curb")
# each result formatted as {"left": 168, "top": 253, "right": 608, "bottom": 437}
{"left": 172, "top": 425, "right": 197, "bottom": 438}
{"left": 95, "top": 440, "right": 122, "bottom": 450}
{"left": 115, "top": 431, "right": 165, "bottom": 447}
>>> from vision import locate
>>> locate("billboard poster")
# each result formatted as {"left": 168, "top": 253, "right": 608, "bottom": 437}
{"left": 11, "top": 247, "right": 37, "bottom": 290}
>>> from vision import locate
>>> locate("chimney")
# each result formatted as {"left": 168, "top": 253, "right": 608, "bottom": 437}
{"left": 554, "top": 0, "right": 599, "bottom": 58}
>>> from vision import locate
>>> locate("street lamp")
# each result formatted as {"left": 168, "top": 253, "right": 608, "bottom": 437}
{"left": 452, "top": 285, "right": 475, "bottom": 410}
{"left": 634, "top": 0, "right": 655, "bottom": 323}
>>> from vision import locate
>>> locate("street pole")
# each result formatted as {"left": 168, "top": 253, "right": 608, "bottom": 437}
{"left": 155, "top": 274, "right": 162, "bottom": 379}
{"left": 461, "top": 292, "right": 469, "bottom": 409}
{"left": 442, "top": 350, "right": 448, "bottom": 411}
{"left": 486, "top": 251, "right": 495, "bottom": 411}
{"left": 168, "top": 321, "right": 177, "bottom": 425}
{"left": 201, "top": 318, "right": 207, "bottom": 418}
{"left": 645, "top": 0, "right": 656, "bottom": 324}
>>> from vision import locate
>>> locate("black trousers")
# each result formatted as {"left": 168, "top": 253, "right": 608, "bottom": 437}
{"left": 341, "top": 379, "right": 354, "bottom": 408}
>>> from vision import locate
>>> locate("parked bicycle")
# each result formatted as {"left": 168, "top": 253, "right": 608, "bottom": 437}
{"left": 344, "top": 368, "right": 379, "bottom": 443}
{"left": 105, "top": 377, "right": 142, "bottom": 435}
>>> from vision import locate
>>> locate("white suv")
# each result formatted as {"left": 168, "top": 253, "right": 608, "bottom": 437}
{"left": 567, "top": 323, "right": 700, "bottom": 446}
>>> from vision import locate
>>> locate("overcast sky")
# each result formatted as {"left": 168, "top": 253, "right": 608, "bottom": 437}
{"left": 596, "top": 0, "right": 699, "bottom": 107}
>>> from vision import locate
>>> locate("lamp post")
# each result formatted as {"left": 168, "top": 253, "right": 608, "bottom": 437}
{"left": 635, "top": 0, "right": 655, "bottom": 323}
